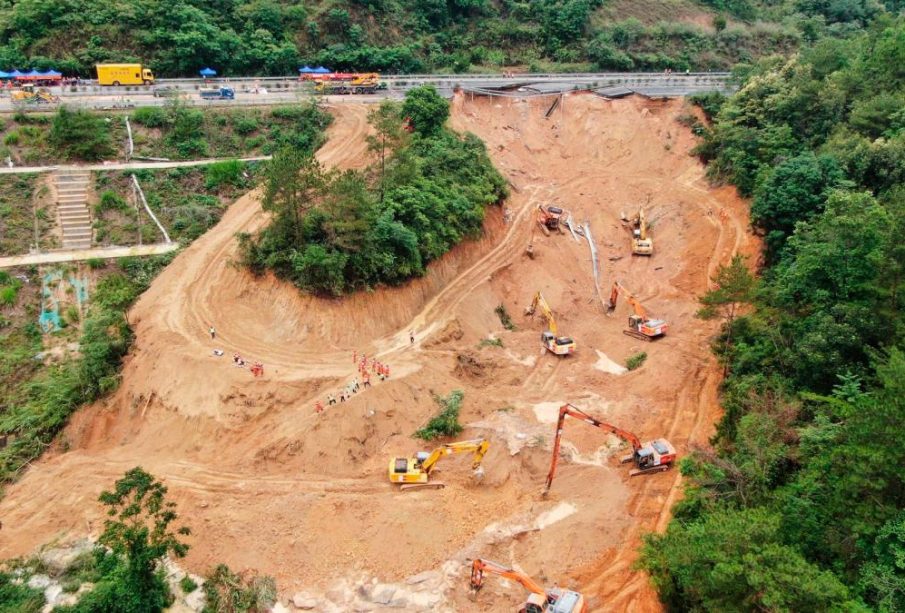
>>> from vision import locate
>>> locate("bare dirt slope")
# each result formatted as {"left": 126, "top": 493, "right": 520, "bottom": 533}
{"left": 0, "top": 94, "right": 756, "bottom": 611}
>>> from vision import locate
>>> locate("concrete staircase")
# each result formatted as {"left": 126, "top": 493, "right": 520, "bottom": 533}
{"left": 54, "top": 170, "right": 92, "bottom": 250}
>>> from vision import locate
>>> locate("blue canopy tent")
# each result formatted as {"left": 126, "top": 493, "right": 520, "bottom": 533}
{"left": 0, "top": 71, "right": 9, "bottom": 79}
{"left": 8, "top": 70, "right": 24, "bottom": 79}
{"left": 313, "top": 66, "right": 331, "bottom": 74}
{"left": 42, "top": 69, "right": 62, "bottom": 78}
{"left": 199, "top": 67, "right": 217, "bottom": 77}
{"left": 299, "top": 66, "right": 314, "bottom": 73}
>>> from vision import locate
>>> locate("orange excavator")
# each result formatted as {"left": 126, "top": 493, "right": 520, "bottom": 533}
{"left": 470, "top": 559, "right": 588, "bottom": 613}
{"left": 545, "top": 404, "right": 676, "bottom": 491}
{"left": 536, "top": 205, "right": 565, "bottom": 235}
{"left": 606, "top": 281, "right": 668, "bottom": 341}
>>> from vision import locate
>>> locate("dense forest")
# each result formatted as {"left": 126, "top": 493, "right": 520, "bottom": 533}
{"left": 641, "top": 16, "right": 905, "bottom": 611}
{"left": 0, "top": 0, "right": 901, "bottom": 76}
{"left": 240, "top": 85, "right": 507, "bottom": 294}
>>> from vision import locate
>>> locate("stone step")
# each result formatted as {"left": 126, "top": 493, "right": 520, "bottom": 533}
{"left": 58, "top": 204, "right": 89, "bottom": 212}
{"left": 57, "top": 188, "right": 88, "bottom": 195}
{"left": 62, "top": 241, "right": 92, "bottom": 250}
{"left": 56, "top": 173, "right": 90, "bottom": 180}
{"left": 57, "top": 195, "right": 87, "bottom": 202}
{"left": 59, "top": 215, "right": 90, "bottom": 223}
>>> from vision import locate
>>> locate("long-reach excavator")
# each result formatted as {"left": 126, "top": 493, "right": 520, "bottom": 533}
{"left": 388, "top": 438, "right": 490, "bottom": 491}
{"left": 470, "top": 559, "right": 588, "bottom": 613}
{"left": 630, "top": 207, "right": 653, "bottom": 255}
{"left": 525, "top": 292, "right": 576, "bottom": 356}
{"left": 606, "top": 282, "right": 668, "bottom": 341}
{"left": 545, "top": 404, "right": 676, "bottom": 490}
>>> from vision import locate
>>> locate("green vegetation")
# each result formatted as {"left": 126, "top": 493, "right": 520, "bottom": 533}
{"left": 241, "top": 87, "right": 506, "bottom": 295}
{"left": 179, "top": 576, "right": 198, "bottom": 594}
{"left": 625, "top": 351, "right": 647, "bottom": 370}
{"left": 1, "top": 0, "right": 893, "bottom": 76}
{"left": 415, "top": 390, "right": 465, "bottom": 441}
{"left": 56, "top": 467, "right": 190, "bottom": 613}
{"left": 479, "top": 337, "right": 504, "bottom": 348}
{"left": 0, "top": 571, "right": 44, "bottom": 613}
{"left": 202, "top": 564, "right": 277, "bottom": 613}
{"left": 642, "top": 17, "right": 905, "bottom": 611}
{"left": 93, "top": 164, "right": 264, "bottom": 246}
{"left": 131, "top": 101, "right": 331, "bottom": 161}
{"left": 495, "top": 304, "right": 516, "bottom": 330}
{"left": 49, "top": 108, "right": 114, "bottom": 162}
{"left": 0, "top": 256, "right": 173, "bottom": 486}
{"left": 0, "top": 176, "right": 58, "bottom": 255}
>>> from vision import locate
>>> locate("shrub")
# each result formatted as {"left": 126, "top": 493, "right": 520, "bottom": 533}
{"left": 626, "top": 352, "right": 648, "bottom": 370}
{"left": 415, "top": 390, "right": 465, "bottom": 440}
{"left": 3, "top": 131, "right": 20, "bottom": 146}
{"left": 50, "top": 108, "right": 114, "bottom": 161}
{"left": 97, "top": 191, "right": 129, "bottom": 213}
{"left": 131, "top": 107, "right": 168, "bottom": 128}
{"left": 203, "top": 564, "right": 276, "bottom": 612}
{"left": 180, "top": 576, "right": 198, "bottom": 593}
{"left": 0, "top": 284, "right": 19, "bottom": 306}
{"left": 495, "top": 304, "right": 515, "bottom": 330}
{"left": 233, "top": 115, "right": 259, "bottom": 135}
{"left": 479, "top": 337, "right": 503, "bottom": 348}
{"left": 86, "top": 258, "right": 106, "bottom": 270}
{"left": 205, "top": 159, "right": 244, "bottom": 189}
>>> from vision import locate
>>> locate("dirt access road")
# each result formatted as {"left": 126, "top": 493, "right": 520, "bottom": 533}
{"left": 0, "top": 94, "right": 757, "bottom": 611}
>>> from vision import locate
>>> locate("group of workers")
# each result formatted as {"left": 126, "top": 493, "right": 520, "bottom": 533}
{"left": 313, "top": 350, "right": 395, "bottom": 413}
{"left": 209, "top": 325, "right": 264, "bottom": 377}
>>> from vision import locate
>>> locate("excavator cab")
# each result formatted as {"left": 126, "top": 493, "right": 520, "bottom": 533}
{"left": 541, "top": 331, "right": 576, "bottom": 356}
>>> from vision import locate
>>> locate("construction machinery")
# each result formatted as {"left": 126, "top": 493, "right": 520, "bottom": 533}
{"left": 11, "top": 85, "right": 58, "bottom": 105}
{"left": 536, "top": 205, "right": 565, "bottom": 235}
{"left": 525, "top": 292, "right": 576, "bottom": 356}
{"left": 606, "top": 282, "right": 668, "bottom": 341}
{"left": 313, "top": 72, "right": 381, "bottom": 94}
{"left": 545, "top": 404, "right": 676, "bottom": 489}
{"left": 630, "top": 207, "right": 653, "bottom": 255}
{"left": 470, "top": 558, "right": 588, "bottom": 613}
{"left": 388, "top": 438, "right": 490, "bottom": 491}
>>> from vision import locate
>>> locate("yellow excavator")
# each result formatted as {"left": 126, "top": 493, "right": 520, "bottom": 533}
{"left": 525, "top": 292, "right": 576, "bottom": 356}
{"left": 470, "top": 558, "right": 588, "bottom": 613}
{"left": 630, "top": 207, "right": 653, "bottom": 255}
{"left": 388, "top": 438, "right": 490, "bottom": 491}
{"left": 11, "top": 85, "right": 59, "bottom": 105}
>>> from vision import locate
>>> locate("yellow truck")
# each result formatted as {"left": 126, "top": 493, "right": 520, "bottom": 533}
{"left": 95, "top": 64, "right": 155, "bottom": 86}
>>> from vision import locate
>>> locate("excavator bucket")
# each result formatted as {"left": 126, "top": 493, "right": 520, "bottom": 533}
{"left": 473, "top": 465, "right": 485, "bottom": 482}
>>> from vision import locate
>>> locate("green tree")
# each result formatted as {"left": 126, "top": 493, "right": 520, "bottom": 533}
{"left": 697, "top": 255, "right": 757, "bottom": 375}
{"left": 49, "top": 108, "right": 114, "bottom": 161}
{"left": 366, "top": 100, "right": 407, "bottom": 202}
{"left": 61, "top": 468, "right": 191, "bottom": 612}
{"left": 751, "top": 153, "right": 847, "bottom": 262}
{"left": 642, "top": 507, "right": 858, "bottom": 612}
{"left": 262, "top": 148, "right": 325, "bottom": 244}
{"left": 401, "top": 85, "right": 449, "bottom": 137}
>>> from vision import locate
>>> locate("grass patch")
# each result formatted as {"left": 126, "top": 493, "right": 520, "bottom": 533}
{"left": 479, "top": 337, "right": 503, "bottom": 348}
{"left": 626, "top": 351, "right": 648, "bottom": 371}
{"left": 414, "top": 390, "right": 465, "bottom": 441}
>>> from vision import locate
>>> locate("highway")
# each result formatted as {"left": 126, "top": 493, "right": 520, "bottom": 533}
{"left": 0, "top": 71, "right": 733, "bottom": 111}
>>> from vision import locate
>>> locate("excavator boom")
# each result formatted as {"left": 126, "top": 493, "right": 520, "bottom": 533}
{"left": 421, "top": 438, "right": 489, "bottom": 474}
{"left": 471, "top": 559, "right": 547, "bottom": 596}
{"left": 606, "top": 282, "right": 667, "bottom": 340}
{"left": 526, "top": 292, "right": 576, "bottom": 356}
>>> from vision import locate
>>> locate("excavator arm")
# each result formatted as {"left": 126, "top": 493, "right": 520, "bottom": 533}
{"left": 526, "top": 292, "right": 559, "bottom": 335}
{"left": 606, "top": 282, "right": 647, "bottom": 319}
{"left": 421, "top": 439, "right": 490, "bottom": 475}
{"left": 545, "top": 404, "right": 642, "bottom": 492}
{"left": 470, "top": 559, "right": 547, "bottom": 597}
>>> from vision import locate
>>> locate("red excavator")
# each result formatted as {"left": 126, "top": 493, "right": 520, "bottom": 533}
{"left": 606, "top": 281, "right": 668, "bottom": 341}
{"left": 545, "top": 404, "right": 676, "bottom": 491}
{"left": 470, "top": 558, "right": 588, "bottom": 613}
{"left": 536, "top": 205, "right": 565, "bottom": 235}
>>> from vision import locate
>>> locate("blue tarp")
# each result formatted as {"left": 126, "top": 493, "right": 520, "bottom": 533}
{"left": 299, "top": 65, "right": 314, "bottom": 73}
{"left": 42, "top": 69, "right": 61, "bottom": 77}
{"left": 8, "top": 70, "right": 23, "bottom": 77}
{"left": 0, "top": 71, "right": 9, "bottom": 78}
{"left": 199, "top": 67, "right": 217, "bottom": 77}
{"left": 313, "top": 66, "right": 331, "bottom": 74}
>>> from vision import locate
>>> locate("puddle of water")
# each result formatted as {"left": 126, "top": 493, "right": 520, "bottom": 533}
{"left": 594, "top": 350, "right": 627, "bottom": 375}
